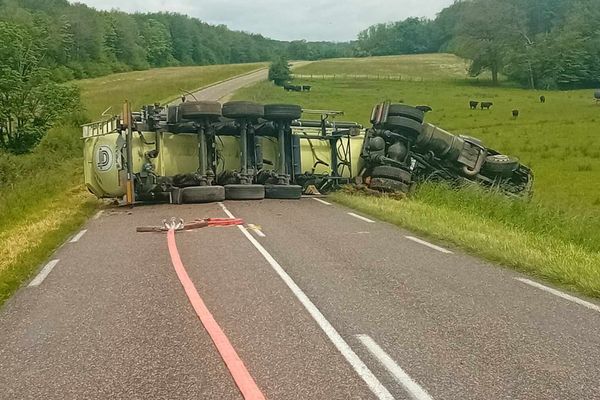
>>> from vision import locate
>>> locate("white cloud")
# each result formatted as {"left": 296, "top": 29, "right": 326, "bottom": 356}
{"left": 72, "top": 0, "right": 454, "bottom": 41}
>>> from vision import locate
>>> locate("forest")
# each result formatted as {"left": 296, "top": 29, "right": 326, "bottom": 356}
{"left": 0, "top": 0, "right": 352, "bottom": 82}
{"left": 355, "top": 0, "right": 600, "bottom": 89}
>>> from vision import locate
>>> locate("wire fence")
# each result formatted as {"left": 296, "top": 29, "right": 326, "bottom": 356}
{"left": 291, "top": 73, "right": 427, "bottom": 82}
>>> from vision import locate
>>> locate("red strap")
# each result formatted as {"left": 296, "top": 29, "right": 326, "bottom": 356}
{"left": 167, "top": 229, "right": 265, "bottom": 399}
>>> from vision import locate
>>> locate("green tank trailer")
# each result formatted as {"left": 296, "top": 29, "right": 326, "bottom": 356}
{"left": 82, "top": 101, "right": 532, "bottom": 204}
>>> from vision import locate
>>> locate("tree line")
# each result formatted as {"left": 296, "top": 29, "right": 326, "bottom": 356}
{"left": 355, "top": 0, "right": 600, "bottom": 89}
{"left": 0, "top": 0, "right": 352, "bottom": 82}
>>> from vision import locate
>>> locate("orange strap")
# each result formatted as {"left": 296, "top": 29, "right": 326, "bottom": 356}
{"left": 166, "top": 229, "right": 265, "bottom": 399}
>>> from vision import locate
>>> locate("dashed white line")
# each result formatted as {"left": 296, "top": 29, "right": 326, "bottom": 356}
{"left": 93, "top": 210, "right": 104, "bottom": 220}
{"left": 405, "top": 236, "right": 453, "bottom": 254}
{"left": 516, "top": 278, "right": 600, "bottom": 313}
{"left": 218, "top": 203, "right": 395, "bottom": 400}
{"left": 348, "top": 212, "right": 376, "bottom": 224}
{"left": 69, "top": 229, "right": 88, "bottom": 243}
{"left": 28, "top": 260, "right": 60, "bottom": 287}
{"left": 357, "top": 335, "right": 434, "bottom": 400}
{"left": 313, "top": 198, "right": 332, "bottom": 206}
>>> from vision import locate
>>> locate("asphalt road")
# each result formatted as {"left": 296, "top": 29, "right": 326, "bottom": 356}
{"left": 1, "top": 70, "right": 599, "bottom": 400}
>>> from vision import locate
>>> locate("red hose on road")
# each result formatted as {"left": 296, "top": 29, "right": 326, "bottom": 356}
{"left": 166, "top": 229, "right": 265, "bottom": 400}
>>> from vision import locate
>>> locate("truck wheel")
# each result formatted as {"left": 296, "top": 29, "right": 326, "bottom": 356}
{"left": 382, "top": 116, "right": 423, "bottom": 136}
{"left": 181, "top": 186, "right": 225, "bottom": 203}
{"left": 222, "top": 101, "right": 264, "bottom": 119}
{"left": 265, "top": 184, "right": 302, "bottom": 199}
{"left": 225, "top": 184, "right": 265, "bottom": 200}
{"left": 371, "top": 165, "right": 412, "bottom": 183}
{"left": 387, "top": 104, "right": 425, "bottom": 123}
{"left": 264, "top": 104, "right": 302, "bottom": 121}
{"left": 370, "top": 177, "right": 410, "bottom": 193}
{"left": 179, "top": 101, "right": 222, "bottom": 119}
{"left": 482, "top": 155, "right": 520, "bottom": 177}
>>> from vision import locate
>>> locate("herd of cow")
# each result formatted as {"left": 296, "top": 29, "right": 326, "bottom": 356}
{"left": 283, "top": 84, "right": 312, "bottom": 92}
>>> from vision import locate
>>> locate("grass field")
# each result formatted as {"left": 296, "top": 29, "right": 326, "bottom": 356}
{"left": 233, "top": 53, "right": 600, "bottom": 297}
{"left": 0, "top": 62, "right": 265, "bottom": 305}
{"left": 79, "top": 63, "right": 265, "bottom": 116}
{"left": 294, "top": 54, "right": 473, "bottom": 80}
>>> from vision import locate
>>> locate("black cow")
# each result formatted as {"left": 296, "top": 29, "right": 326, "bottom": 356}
{"left": 481, "top": 102, "right": 493, "bottom": 110}
{"left": 284, "top": 84, "right": 302, "bottom": 92}
{"left": 540, "top": 95, "right": 546, "bottom": 103}
{"left": 469, "top": 101, "right": 479, "bottom": 110}
{"left": 301, "top": 85, "right": 312, "bottom": 92}
{"left": 512, "top": 109, "right": 519, "bottom": 119}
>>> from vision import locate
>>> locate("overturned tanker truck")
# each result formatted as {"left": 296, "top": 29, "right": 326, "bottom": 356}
{"left": 82, "top": 100, "right": 532, "bottom": 204}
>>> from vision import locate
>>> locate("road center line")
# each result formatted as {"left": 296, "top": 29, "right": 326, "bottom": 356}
{"left": 28, "top": 260, "right": 60, "bottom": 287}
{"left": 405, "top": 236, "right": 453, "bottom": 254}
{"left": 357, "top": 335, "right": 434, "bottom": 400}
{"left": 313, "top": 198, "right": 332, "bottom": 206}
{"left": 218, "top": 203, "right": 395, "bottom": 400}
{"left": 166, "top": 229, "right": 265, "bottom": 400}
{"left": 515, "top": 278, "right": 600, "bottom": 313}
{"left": 69, "top": 229, "right": 88, "bottom": 243}
{"left": 348, "top": 212, "right": 376, "bottom": 224}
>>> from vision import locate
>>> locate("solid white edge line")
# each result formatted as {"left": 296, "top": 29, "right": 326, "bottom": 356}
{"left": 357, "top": 335, "right": 434, "bottom": 400}
{"left": 217, "top": 203, "right": 395, "bottom": 400}
{"left": 69, "top": 229, "right": 88, "bottom": 243}
{"left": 405, "top": 236, "right": 453, "bottom": 254}
{"left": 516, "top": 278, "right": 600, "bottom": 313}
{"left": 28, "top": 260, "right": 60, "bottom": 287}
{"left": 348, "top": 212, "right": 376, "bottom": 224}
{"left": 93, "top": 210, "right": 104, "bottom": 220}
{"left": 313, "top": 198, "right": 332, "bottom": 206}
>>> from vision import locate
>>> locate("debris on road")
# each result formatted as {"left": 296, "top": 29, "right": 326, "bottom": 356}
{"left": 136, "top": 217, "right": 244, "bottom": 233}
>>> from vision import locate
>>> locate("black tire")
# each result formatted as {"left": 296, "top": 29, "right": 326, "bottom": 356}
{"left": 225, "top": 184, "right": 265, "bottom": 200}
{"left": 369, "top": 177, "right": 410, "bottom": 193}
{"left": 264, "top": 104, "right": 302, "bottom": 121}
{"left": 382, "top": 116, "right": 423, "bottom": 136}
{"left": 181, "top": 186, "right": 225, "bottom": 203}
{"left": 387, "top": 104, "right": 425, "bottom": 123}
{"left": 265, "top": 184, "right": 302, "bottom": 199}
{"left": 371, "top": 166, "right": 412, "bottom": 183}
{"left": 482, "top": 155, "right": 520, "bottom": 176}
{"left": 179, "top": 101, "right": 222, "bottom": 119}
{"left": 222, "top": 101, "right": 264, "bottom": 119}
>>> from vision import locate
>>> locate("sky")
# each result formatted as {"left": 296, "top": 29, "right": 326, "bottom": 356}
{"left": 73, "top": 0, "right": 455, "bottom": 42}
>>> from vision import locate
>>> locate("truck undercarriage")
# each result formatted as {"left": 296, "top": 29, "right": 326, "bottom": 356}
{"left": 83, "top": 101, "right": 533, "bottom": 204}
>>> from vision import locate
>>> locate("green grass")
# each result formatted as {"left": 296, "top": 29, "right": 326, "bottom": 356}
{"left": 233, "top": 53, "right": 600, "bottom": 297}
{"left": 0, "top": 62, "right": 265, "bottom": 306}
{"left": 78, "top": 63, "right": 266, "bottom": 116}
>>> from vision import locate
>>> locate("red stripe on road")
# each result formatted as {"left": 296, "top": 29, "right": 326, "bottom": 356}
{"left": 167, "top": 229, "right": 266, "bottom": 400}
